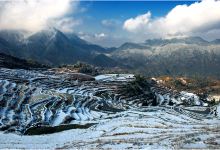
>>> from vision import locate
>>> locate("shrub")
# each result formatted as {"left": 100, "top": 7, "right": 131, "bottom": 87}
{"left": 123, "top": 75, "right": 151, "bottom": 96}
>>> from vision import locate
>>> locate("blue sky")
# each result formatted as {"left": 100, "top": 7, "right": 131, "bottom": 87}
{"left": 77, "top": 1, "right": 181, "bottom": 21}
{"left": 71, "top": 1, "right": 201, "bottom": 47}
{"left": 77, "top": 1, "right": 196, "bottom": 25}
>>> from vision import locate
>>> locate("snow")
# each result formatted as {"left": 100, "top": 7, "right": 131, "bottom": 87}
{"left": 2, "top": 80, "right": 9, "bottom": 92}
{"left": 95, "top": 74, "right": 135, "bottom": 82}
{"left": 0, "top": 108, "right": 219, "bottom": 149}
{"left": 217, "top": 104, "right": 220, "bottom": 117}
{"left": 0, "top": 68, "right": 220, "bottom": 149}
{"left": 52, "top": 109, "right": 68, "bottom": 126}
{"left": 180, "top": 91, "right": 201, "bottom": 105}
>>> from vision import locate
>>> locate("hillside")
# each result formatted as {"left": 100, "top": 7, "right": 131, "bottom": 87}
{"left": 0, "top": 53, "right": 48, "bottom": 69}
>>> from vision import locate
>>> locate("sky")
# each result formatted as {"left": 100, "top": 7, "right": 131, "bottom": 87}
{"left": 0, "top": 0, "right": 220, "bottom": 47}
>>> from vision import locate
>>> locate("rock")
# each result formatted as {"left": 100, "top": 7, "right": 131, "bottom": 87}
{"left": 178, "top": 78, "right": 187, "bottom": 86}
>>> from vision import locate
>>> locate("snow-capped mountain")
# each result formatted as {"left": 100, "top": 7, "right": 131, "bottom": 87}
{"left": 0, "top": 28, "right": 116, "bottom": 66}
{"left": 111, "top": 37, "right": 220, "bottom": 77}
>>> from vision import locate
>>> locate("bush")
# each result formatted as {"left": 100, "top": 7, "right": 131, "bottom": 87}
{"left": 123, "top": 75, "right": 151, "bottom": 96}
{"left": 77, "top": 63, "right": 98, "bottom": 76}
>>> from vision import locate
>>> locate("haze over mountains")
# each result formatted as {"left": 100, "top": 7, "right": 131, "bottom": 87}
{"left": 0, "top": 28, "right": 220, "bottom": 77}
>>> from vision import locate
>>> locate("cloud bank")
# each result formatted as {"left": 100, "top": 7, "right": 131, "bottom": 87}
{"left": 123, "top": 0, "right": 220, "bottom": 39}
{"left": 0, "top": 0, "right": 78, "bottom": 32}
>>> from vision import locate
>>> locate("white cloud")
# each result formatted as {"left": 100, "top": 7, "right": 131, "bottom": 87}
{"left": 123, "top": 0, "right": 220, "bottom": 39}
{"left": 78, "top": 32, "right": 127, "bottom": 47}
{"left": 123, "top": 12, "right": 151, "bottom": 33}
{"left": 94, "top": 33, "right": 107, "bottom": 39}
{"left": 51, "top": 17, "right": 82, "bottom": 33}
{"left": 101, "top": 19, "right": 120, "bottom": 28}
{"left": 0, "top": 0, "right": 78, "bottom": 32}
{"left": 79, "top": 32, "right": 107, "bottom": 42}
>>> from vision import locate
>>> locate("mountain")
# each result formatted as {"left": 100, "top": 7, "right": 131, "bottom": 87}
{"left": 111, "top": 37, "right": 220, "bottom": 77}
{"left": 118, "top": 42, "right": 150, "bottom": 50}
{"left": 0, "top": 30, "right": 27, "bottom": 45}
{"left": 1, "top": 29, "right": 220, "bottom": 78}
{"left": 92, "top": 54, "right": 117, "bottom": 67}
{"left": 211, "top": 39, "right": 220, "bottom": 44}
{"left": 66, "top": 33, "right": 106, "bottom": 53}
{"left": 24, "top": 28, "right": 91, "bottom": 65}
{"left": 0, "top": 53, "right": 48, "bottom": 69}
{"left": 0, "top": 28, "right": 116, "bottom": 67}
{"left": 144, "top": 37, "right": 209, "bottom": 46}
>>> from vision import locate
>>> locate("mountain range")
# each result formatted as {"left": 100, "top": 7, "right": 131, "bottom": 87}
{"left": 0, "top": 28, "right": 220, "bottom": 77}
{"left": 111, "top": 36, "right": 220, "bottom": 77}
{"left": 0, "top": 28, "right": 116, "bottom": 67}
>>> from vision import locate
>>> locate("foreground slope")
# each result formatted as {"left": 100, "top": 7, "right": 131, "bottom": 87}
{"left": 0, "top": 107, "right": 219, "bottom": 149}
{"left": 0, "top": 68, "right": 219, "bottom": 149}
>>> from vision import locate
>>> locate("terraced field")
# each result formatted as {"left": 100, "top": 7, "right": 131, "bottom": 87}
{"left": 0, "top": 68, "right": 219, "bottom": 149}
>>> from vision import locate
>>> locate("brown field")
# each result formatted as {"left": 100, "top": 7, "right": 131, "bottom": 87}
{"left": 156, "top": 76, "right": 220, "bottom": 96}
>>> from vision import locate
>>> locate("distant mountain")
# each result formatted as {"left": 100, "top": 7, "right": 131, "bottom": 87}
{"left": 66, "top": 33, "right": 107, "bottom": 53}
{"left": 24, "top": 28, "right": 90, "bottom": 65}
{"left": 117, "top": 42, "right": 150, "bottom": 50}
{"left": 143, "top": 37, "right": 209, "bottom": 46}
{"left": 211, "top": 39, "right": 220, "bottom": 44}
{"left": 111, "top": 37, "right": 220, "bottom": 77}
{"left": 0, "top": 53, "right": 48, "bottom": 69}
{"left": 92, "top": 54, "right": 117, "bottom": 67}
{"left": 0, "top": 28, "right": 116, "bottom": 67}
{"left": 0, "top": 30, "right": 27, "bottom": 44}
